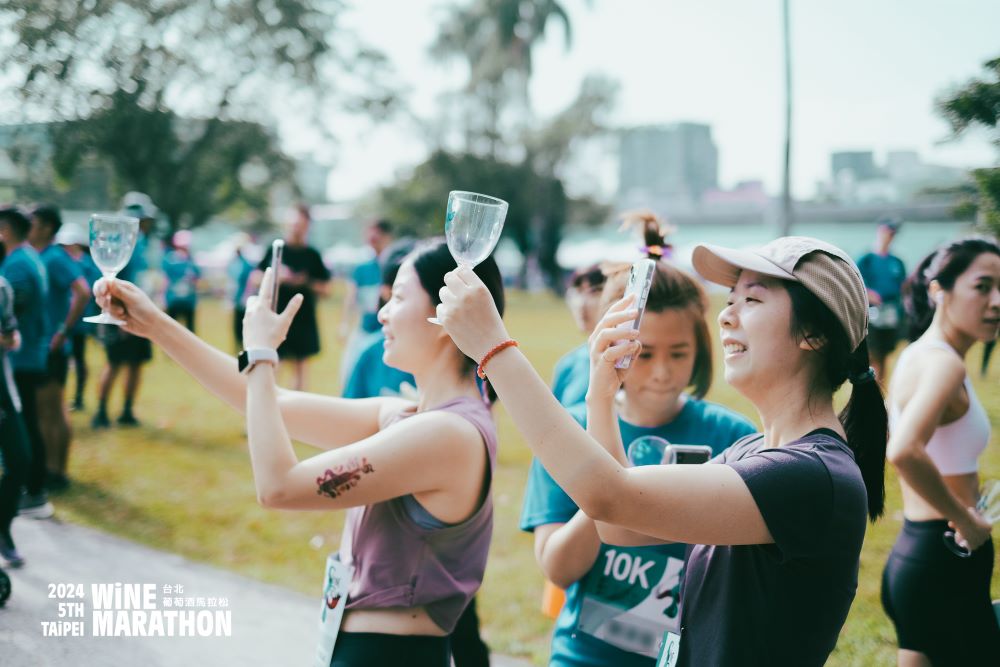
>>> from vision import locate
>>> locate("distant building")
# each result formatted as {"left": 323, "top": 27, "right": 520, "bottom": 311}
{"left": 823, "top": 148, "right": 969, "bottom": 204}
{"left": 831, "top": 151, "right": 881, "bottom": 182}
{"left": 618, "top": 123, "right": 719, "bottom": 212}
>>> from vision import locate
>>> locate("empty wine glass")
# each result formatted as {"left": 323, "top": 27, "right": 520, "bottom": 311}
{"left": 944, "top": 479, "right": 1000, "bottom": 557}
{"left": 627, "top": 436, "right": 671, "bottom": 467}
{"left": 428, "top": 190, "right": 508, "bottom": 325}
{"left": 83, "top": 214, "right": 140, "bottom": 326}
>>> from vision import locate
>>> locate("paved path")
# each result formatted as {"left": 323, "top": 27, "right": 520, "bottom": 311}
{"left": 0, "top": 516, "right": 532, "bottom": 667}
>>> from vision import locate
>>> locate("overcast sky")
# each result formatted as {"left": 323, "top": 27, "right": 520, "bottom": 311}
{"left": 280, "top": 0, "right": 1000, "bottom": 202}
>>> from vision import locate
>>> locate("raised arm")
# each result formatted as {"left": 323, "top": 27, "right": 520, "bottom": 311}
{"left": 887, "top": 349, "right": 991, "bottom": 550}
{"left": 438, "top": 267, "right": 771, "bottom": 546}
{"left": 533, "top": 515, "right": 602, "bottom": 589}
{"left": 95, "top": 274, "right": 399, "bottom": 449}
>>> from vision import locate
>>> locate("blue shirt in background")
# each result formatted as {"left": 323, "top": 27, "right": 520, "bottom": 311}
{"left": 40, "top": 244, "right": 83, "bottom": 353}
{"left": 162, "top": 250, "right": 201, "bottom": 307}
{"left": 72, "top": 252, "right": 102, "bottom": 333}
{"left": 342, "top": 331, "right": 415, "bottom": 399}
{"left": 552, "top": 343, "right": 590, "bottom": 407}
{"left": 0, "top": 245, "right": 50, "bottom": 372}
{"left": 520, "top": 398, "right": 757, "bottom": 667}
{"left": 856, "top": 252, "right": 906, "bottom": 302}
{"left": 351, "top": 259, "right": 382, "bottom": 334}
{"left": 227, "top": 254, "right": 254, "bottom": 307}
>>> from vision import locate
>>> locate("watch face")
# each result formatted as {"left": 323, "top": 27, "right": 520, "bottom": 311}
{"left": 238, "top": 350, "right": 249, "bottom": 373}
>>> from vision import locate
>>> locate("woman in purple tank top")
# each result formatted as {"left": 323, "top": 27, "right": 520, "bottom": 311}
{"left": 94, "top": 239, "right": 505, "bottom": 667}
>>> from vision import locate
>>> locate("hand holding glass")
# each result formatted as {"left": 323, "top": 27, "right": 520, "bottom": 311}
{"left": 83, "top": 214, "right": 140, "bottom": 326}
{"left": 428, "top": 191, "right": 508, "bottom": 325}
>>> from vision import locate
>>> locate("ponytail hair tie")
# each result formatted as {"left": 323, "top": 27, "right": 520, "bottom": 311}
{"left": 640, "top": 244, "right": 672, "bottom": 259}
{"left": 849, "top": 367, "right": 876, "bottom": 386}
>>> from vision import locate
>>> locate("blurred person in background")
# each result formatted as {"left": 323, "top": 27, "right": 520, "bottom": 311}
{"left": 56, "top": 223, "right": 101, "bottom": 411}
{"left": 252, "top": 204, "right": 331, "bottom": 391}
{"left": 162, "top": 229, "right": 201, "bottom": 333}
{"left": 552, "top": 263, "right": 607, "bottom": 409}
{"left": 340, "top": 218, "right": 394, "bottom": 384}
{"left": 342, "top": 238, "right": 416, "bottom": 399}
{"left": 521, "top": 215, "right": 756, "bottom": 666}
{"left": 883, "top": 237, "right": 1000, "bottom": 665}
{"left": 92, "top": 196, "right": 159, "bottom": 429}
{"left": 981, "top": 339, "right": 995, "bottom": 378}
{"left": 856, "top": 218, "right": 907, "bottom": 381}
{"left": 227, "top": 233, "right": 256, "bottom": 351}
{"left": 1, "top": 272, "right": 30, "bottom": 567}
{"left": 0, "top": 207, "right": 53, "bottom": 519}
{"left": 28, "top": 205, "right": 89, "bottom": 492}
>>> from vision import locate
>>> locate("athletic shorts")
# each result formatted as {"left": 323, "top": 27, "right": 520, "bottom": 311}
{"left": 45, "top": 349, "right": 70, "bottom": 386}
{"left": 105, "top": 331, "right": 153, "bottom": 365}
{"left": 881, "top": 518, "right": 1000, "bottom": 664}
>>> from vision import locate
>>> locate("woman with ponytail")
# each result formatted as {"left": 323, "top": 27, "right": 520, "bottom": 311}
{"left": 94, "top": 239, "right": 505, "bottom": 666}
{"left": 882, "top": 237, "right": 1000, "bottom": 666}
{"left": 438, "top": 236, "right": 886, "bottom": 666}
{"left": 520, "top": 213, "right": 756, "bottom": 666}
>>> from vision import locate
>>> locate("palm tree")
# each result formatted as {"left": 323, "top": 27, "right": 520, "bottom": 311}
{"left": 431, "top": 0, "right": 574, "bottom": 156}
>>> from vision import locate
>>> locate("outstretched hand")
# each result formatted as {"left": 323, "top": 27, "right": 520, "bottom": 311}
{"left": 586, "top": 295, "right": 640, "bottom": 404}
{"left": 243, "top": 267, "right": 303, "bottom": 350}
{"left": 437, "top": 265, "right": 509, "bottom": 364}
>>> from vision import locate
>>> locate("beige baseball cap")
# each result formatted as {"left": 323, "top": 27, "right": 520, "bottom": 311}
{"left": 692, "top": 236, "right": 869, "bottom": 351}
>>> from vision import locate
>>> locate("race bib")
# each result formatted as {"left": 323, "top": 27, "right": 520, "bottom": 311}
{"left": 576, "top": 546, "right": 686, "bottom": 657}
{"left": 655, "top": 630, "right": 681, "bottom": 667}
{"left": 314, "top": 553, "right": 353, "bottom": 667}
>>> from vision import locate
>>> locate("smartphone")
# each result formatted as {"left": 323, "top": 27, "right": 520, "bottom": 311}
{"left": 614, "top": 259, "right": 657, "bottom": 370}
{"left": 663, "top": 444, "right": 713, "bottom": 465}
{"left": 270, "top": 239, "right": 285, "bottom": 311}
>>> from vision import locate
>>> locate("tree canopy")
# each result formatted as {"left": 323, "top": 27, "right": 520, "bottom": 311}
{"left": 938, "top": 56, "right": 1000, "bottom": 235}
{"left": 1, "top": 0, "right": 397, "bottom": 228}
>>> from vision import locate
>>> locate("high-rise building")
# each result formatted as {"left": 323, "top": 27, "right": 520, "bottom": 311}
{"left": 618, "top": 123, "right": 719, "bottom": 208}
{"left": 831, "top": 151, "right": 880, "bottom": 182}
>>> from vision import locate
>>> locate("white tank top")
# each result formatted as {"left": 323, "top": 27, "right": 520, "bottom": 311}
{"left": 889, "top": 339, "right": 991, "bottom": 475}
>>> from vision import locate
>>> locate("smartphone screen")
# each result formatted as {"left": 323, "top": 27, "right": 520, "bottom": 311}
{"left": 664, "top": 445, "right": 713, "bottom": 465}
{"left": 270, "top": 240, "right": 285, "bottom": 311}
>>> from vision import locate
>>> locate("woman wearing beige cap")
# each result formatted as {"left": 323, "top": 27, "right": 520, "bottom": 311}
{"left": 437, "top": 236, "right": 887, "bottom": 666}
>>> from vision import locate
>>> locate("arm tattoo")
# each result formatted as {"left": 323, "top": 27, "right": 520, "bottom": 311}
{"left": 316, "top": 457, "right": 375, "bottom": 499}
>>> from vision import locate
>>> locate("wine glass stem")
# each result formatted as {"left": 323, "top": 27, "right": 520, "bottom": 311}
{"left": 101, "top": 271, "right": 117, "bottom": 318}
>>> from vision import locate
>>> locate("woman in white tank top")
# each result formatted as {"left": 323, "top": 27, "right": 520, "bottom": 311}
{"left": 883, "top": 237, "right": 1000, "bottom": 666}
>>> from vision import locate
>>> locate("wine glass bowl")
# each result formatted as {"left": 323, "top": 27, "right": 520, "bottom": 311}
{"left": 445, "top": 191, "right": 508, "bottom": 268}
{"left": 83, "top": 214, "right": 140, "bottom": 326}
{"left": 428, "top": 190, "right": 508, "bottom": 325}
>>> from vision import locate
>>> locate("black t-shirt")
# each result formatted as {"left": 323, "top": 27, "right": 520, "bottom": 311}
{"left": 257, "top": 244, "right": 331, "bottom": 318}
{"left": 677, "top": 429, "right": 868, "bottom": 666}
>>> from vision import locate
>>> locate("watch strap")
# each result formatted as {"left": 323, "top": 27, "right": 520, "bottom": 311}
{"left": 238, "top": 348, "right": 279, "bottom": 374}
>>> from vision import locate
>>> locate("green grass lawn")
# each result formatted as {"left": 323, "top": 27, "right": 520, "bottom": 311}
{"left": 55, "top": 290, "right": 1000, "bottom": 665}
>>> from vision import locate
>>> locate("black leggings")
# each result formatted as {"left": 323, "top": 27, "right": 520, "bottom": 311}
{"left": 0, "top": 386, "right": 30, "bottom": 541}
{"left": 13, "top": 371, "right": 45, "bottom": 495}
{"left": 329, "top": 632, "right": 450, "bottom": 667}
{"left": 881, "top": 519, "right": 1000, "bottom": 664}
{"left": 70, "top": 332, "right": 88, "bottom": 403}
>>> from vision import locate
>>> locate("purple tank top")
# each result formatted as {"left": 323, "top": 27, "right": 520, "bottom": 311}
{"left": 340, "top": 396, "right": 498, "bottom": 633}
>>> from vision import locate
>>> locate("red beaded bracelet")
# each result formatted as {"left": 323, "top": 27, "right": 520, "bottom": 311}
{"left": 477, "top": 339, "right": 519, "bottom": 380}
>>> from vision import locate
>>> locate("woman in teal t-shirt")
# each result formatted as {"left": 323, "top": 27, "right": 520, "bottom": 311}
{"left": 521, "top": 216, "right": 756, "bottom": 666}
